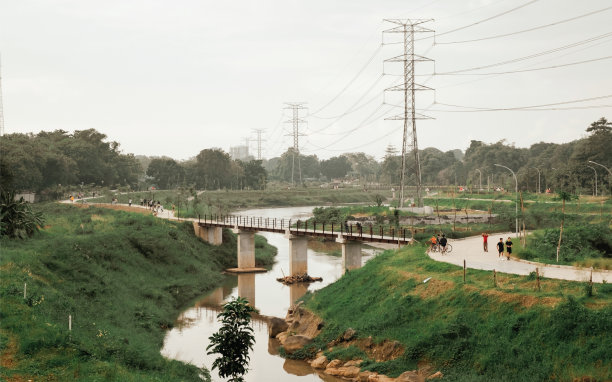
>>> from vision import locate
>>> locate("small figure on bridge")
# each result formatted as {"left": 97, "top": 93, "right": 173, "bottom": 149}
{"left": 344, "top": 220, "right": 349, "bottom": 233}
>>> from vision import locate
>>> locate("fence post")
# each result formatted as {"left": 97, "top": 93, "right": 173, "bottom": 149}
{"left": 493, "top": 269, "right": 497, "bottom": 287}
{"left": 463, "top": 259, "right": 466, "bottom": 283}
{"left": 24, "top": 283, "right": 27, "bottom": 299}
{"left": 536, "top": 267, "right": 540, "bottom": 291}
{"left": 332, "top": 223, "right": 334, "bottom": 234}
{"left": 69, "top": 315, "right": 72, "bottom": 331}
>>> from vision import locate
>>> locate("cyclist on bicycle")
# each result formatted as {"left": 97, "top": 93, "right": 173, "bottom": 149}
{"left": 429, "top": 235, "right": 437, "bottom": 251}
{"left": 439, "top": 234, "right": 448, "bottom": 254}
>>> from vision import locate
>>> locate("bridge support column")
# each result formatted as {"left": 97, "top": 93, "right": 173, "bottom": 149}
{"left": 234, "top": 229, "right": 256, "bottom": 269}
{"left": 288, "top": 235, "right": 308, "bottom": 276}
{"left": 337, "top": 237, "right": 362, "bottom": 272}
{"left": 238, "top": 273, "right": 256, "bottom": 307}
{"left": 193, "top": 222, "right": 223, "bottom": 245}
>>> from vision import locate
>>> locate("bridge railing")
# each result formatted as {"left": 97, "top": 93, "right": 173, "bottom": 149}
{"left": 197, "top": 214, "right": 412, "bottom": 242}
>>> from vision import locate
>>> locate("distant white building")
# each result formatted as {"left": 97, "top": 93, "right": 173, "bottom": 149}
{"left": 230, "top": 145, "right": 250, "bottom": 161}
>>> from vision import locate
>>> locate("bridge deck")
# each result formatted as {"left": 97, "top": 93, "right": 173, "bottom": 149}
{"left": 197, "top": 215, "right": 412, "bottom": 245}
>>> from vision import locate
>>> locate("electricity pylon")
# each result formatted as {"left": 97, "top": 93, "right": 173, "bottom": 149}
{"left": 383, "top": 19, "right": 434, "bottom": 208}
{"left": 284, "top": 102, "right": 307, "bottom": 186}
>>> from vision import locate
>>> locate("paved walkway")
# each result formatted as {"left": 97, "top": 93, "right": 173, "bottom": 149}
{"left": 429, "top": 232, "right": 610, "bottom": 283}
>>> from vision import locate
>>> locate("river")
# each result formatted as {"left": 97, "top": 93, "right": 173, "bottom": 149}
{"left": 161, "top": 206, "right": 383, "bottom": 381}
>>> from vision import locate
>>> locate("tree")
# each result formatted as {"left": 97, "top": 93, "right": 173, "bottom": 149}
{"left": 320, "top": 155, "right": 351, "bottom": 180}
{"left": 555, "top": 191, "right": 577, "bottom": 262}
{"left": 586, "top": 117, "right": 612, "bottom": 135}
{"left": 242, "top": 160, "right": 267, "bottom": 190}
{"left": 207, "top": 297, "right": 256, "bottom": 382}
{"left": 191, "top": 149, "right": 232, "bottom": 189}
{"left": 146, "top": 158, "right": 185, "bottom": 189}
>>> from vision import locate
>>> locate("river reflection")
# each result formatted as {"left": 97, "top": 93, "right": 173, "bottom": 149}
{"left": 161, "top": 206, "right": 382, "bottom": 381}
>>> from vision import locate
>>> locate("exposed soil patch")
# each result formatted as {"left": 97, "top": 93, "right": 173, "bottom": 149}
{"left": 409, "top": 278, "right": 455, "bottom": 299}
{"left": 1, "top": 332, "right": 18, "bottom": 369}
{"left": 480, "top": 289, "right": 561, "bottom": 308}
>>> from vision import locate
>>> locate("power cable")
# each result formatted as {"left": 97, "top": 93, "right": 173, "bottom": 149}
{"left": 436, "top": 31, "right": 612, "bottom": 75}
{"left": 310, "top": 45, "right": 382, "bottom": 116}
{"left": 435, "top": 37, "right": 612, "bottom": 89}
{"left": 436, "top": 6, "right": 612, "bottom": 44}
{"left": 430, "top": 94, "right": 612, "bottom": 112}
{"left": 434, "top": 56, "right": 612, "bottom": 76}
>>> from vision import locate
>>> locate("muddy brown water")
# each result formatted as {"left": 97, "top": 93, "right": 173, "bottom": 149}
{"left": 161, "top": 206, "right": 382, "bottom": 381}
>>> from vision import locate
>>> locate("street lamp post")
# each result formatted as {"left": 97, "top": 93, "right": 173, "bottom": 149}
{"left": 495, "top": 164, "right": 518, "bottom": 238}
{"left": 475, "top": 169, "right": 482, "bottom": 193}
{"left": 532, "top": 167, "right": 541, "bottom": 194}
{"left": 586, "top": 165, "right": 597, "bottom": 196}
{"left": 588, "top": 160, "right": 611, "bottom": 195}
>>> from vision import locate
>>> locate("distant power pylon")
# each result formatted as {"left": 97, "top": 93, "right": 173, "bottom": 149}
{"left": 383, "top": 19, "right": 434, "bottom": 208}
{"left": 284, "top": 102, "right": 307, "bottom": 186}
{"left": 0, "top": 55, "right": 5, "bottom": 137}
{"left": 252, "top": 129, "right": 266, "bottom": 160}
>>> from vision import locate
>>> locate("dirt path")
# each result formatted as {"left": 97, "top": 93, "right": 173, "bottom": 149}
{"left": 428, "top": 232, "right": 610, "bottom": 283}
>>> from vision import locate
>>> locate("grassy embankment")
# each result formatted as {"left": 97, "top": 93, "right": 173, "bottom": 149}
{"left": 90, "top": 188, "right": 392, "bottom": 218}
{"left": 294, "top": 245, "right": 611, "bottom": 381}
{"left": 0, "top": 203, "right": 276, "bottom": 381}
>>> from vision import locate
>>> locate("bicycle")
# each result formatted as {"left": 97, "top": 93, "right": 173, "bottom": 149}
{"left": 440, "top": 243, "right": 453, "bottom": 254}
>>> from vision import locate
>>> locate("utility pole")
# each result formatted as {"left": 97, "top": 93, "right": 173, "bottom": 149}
{"left": 383, "top": 19, "right": 434, "bottom": 208}
{"left": 284, "top": 103, "right": 307, "bottom": 186}
{"left": 0, "top": 55, "right": 5, "bottom": 137}
{"left": 252, "top": 129, "right": 265, "bottom": 160}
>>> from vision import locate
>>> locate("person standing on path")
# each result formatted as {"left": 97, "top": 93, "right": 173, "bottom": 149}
{"left": 497, "top": 238, "right": 504, "bottom": 259}
{"left": 482, "top": 232, "right": 489, "bottom": 252}
{"left": 439, "top": 234, "right": 448, "bottom": 254}
{"left": 505, "top": 237, "right": 513, "bottom": 261}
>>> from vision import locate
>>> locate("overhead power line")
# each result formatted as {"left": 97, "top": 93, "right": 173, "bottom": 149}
{"left": 435, "top": 0, "right": 540, "bottom": 38}
{"left": 430, "top": 94, "right": 612, "bottom": 112}
{"left": 436, "top": 6, "right": 612, "bottom": 44}
{"left": 437, "top": 31, "right": 612, "bottom": 75}
{"left": 310, "top": 45, "right": 382, "bottom": 116}
{"left": 435, "top": 56, "right": 612, "bottom": 76}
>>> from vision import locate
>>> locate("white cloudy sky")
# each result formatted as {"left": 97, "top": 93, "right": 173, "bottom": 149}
{"left": 1, "top": 0, "right": 610, "bottom": 160}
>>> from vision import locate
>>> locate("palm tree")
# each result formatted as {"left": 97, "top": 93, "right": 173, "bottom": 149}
{"left": 555, "top": 191, "right": 577, "bottom": 262}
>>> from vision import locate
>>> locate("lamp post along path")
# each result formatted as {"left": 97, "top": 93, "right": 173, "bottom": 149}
{"left": 494, "top": 164, "right": 518, "bottom": 238}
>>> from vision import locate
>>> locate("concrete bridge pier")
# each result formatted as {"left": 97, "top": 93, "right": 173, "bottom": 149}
{"left": 233, "top": 229, "right": 256, "bottom": 269}
{"left": 238, "top": 273, "right": 256, "bottom": 307}
{"left": 337, "top": 236, "right": 362, "bottom": 273}
{"left": 287, "top": 234, "right": 308, "bottom": 276}
{"left": 193, "top": 222, "right": 223, "bottom": 245}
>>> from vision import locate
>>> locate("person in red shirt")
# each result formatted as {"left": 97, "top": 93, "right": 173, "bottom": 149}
{"left": 482, "top": 232, "right": 489, "bottom": 252}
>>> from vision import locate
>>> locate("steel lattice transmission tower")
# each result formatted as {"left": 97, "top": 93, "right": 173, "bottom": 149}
{"left": 0, "top": 56, "right": 5, "bottom": 137}
{"left": 383, "top": 19, "right": 434, "bottom": 208}
{"left": 284, "top": 102, "right": 307, "bottom": 186}
{"left": 252, "top": 129, "right": 265, "bottom": 160}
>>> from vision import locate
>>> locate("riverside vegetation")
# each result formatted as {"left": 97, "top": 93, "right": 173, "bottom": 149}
{"left": 288, "top": 245, "right": 611, "bottom": 381}
{"left": 0, "top": 203, "right": 276, "bottom": 381}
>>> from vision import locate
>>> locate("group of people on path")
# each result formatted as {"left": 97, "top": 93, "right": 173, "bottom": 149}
{"left": 429, "top": 233, "right": 448, "bottom": 253}
{"left": 482, "top": 233, "right": 513, "bottom": 261}
{"left": 140, "top": 199, "right": 164, "bottom": 216}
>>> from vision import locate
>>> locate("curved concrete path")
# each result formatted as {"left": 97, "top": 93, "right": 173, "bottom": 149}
{"left": 429, "top": 232, "right": 610, "bottom": 283}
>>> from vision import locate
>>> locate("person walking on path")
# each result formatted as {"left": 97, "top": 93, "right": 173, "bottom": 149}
{"left": 429, "top": 235, "right": 437, "bottom": 252}
{"left": 497, "top": 238, "right": 504, "bottom": 259}
{"left": 482, "top": 232, "right": 489, "bottom": 252}
{"left": 505, "top": 237, "right": 513, "bottom": 261}
{"left": 439, "top": 234, "right": 448, "bottom": 254}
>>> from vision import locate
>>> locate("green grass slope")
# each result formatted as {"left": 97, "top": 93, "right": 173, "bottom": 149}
{"left": 302, "top": 246, "right": 611, "bottom": 382}
{"left": 0, "top": 203, "right": 276, "bottom": 381}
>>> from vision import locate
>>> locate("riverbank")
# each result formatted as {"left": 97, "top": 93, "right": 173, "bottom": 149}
{"left": 281, "top": 245, "right": 611, "bottom": 381}
{"left": 0, "top": 202, "right": 276, "bottom": 381}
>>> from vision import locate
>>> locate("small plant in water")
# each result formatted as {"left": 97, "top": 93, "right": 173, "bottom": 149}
{"left": 206, "top": 297, "right": 256, "bottom": 382}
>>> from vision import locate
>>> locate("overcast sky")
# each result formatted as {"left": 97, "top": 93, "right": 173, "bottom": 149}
{"left": 1, "top": 0, "right": 610, "bottom": 161}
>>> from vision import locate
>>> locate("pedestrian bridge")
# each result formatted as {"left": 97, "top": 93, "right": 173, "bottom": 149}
{"left": 193, "top": 214, "right": 412, "bottom": 276}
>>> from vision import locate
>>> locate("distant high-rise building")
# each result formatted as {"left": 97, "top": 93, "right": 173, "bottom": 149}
{"left": 230, "top": 145, "right": 250, "bottom": 161}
